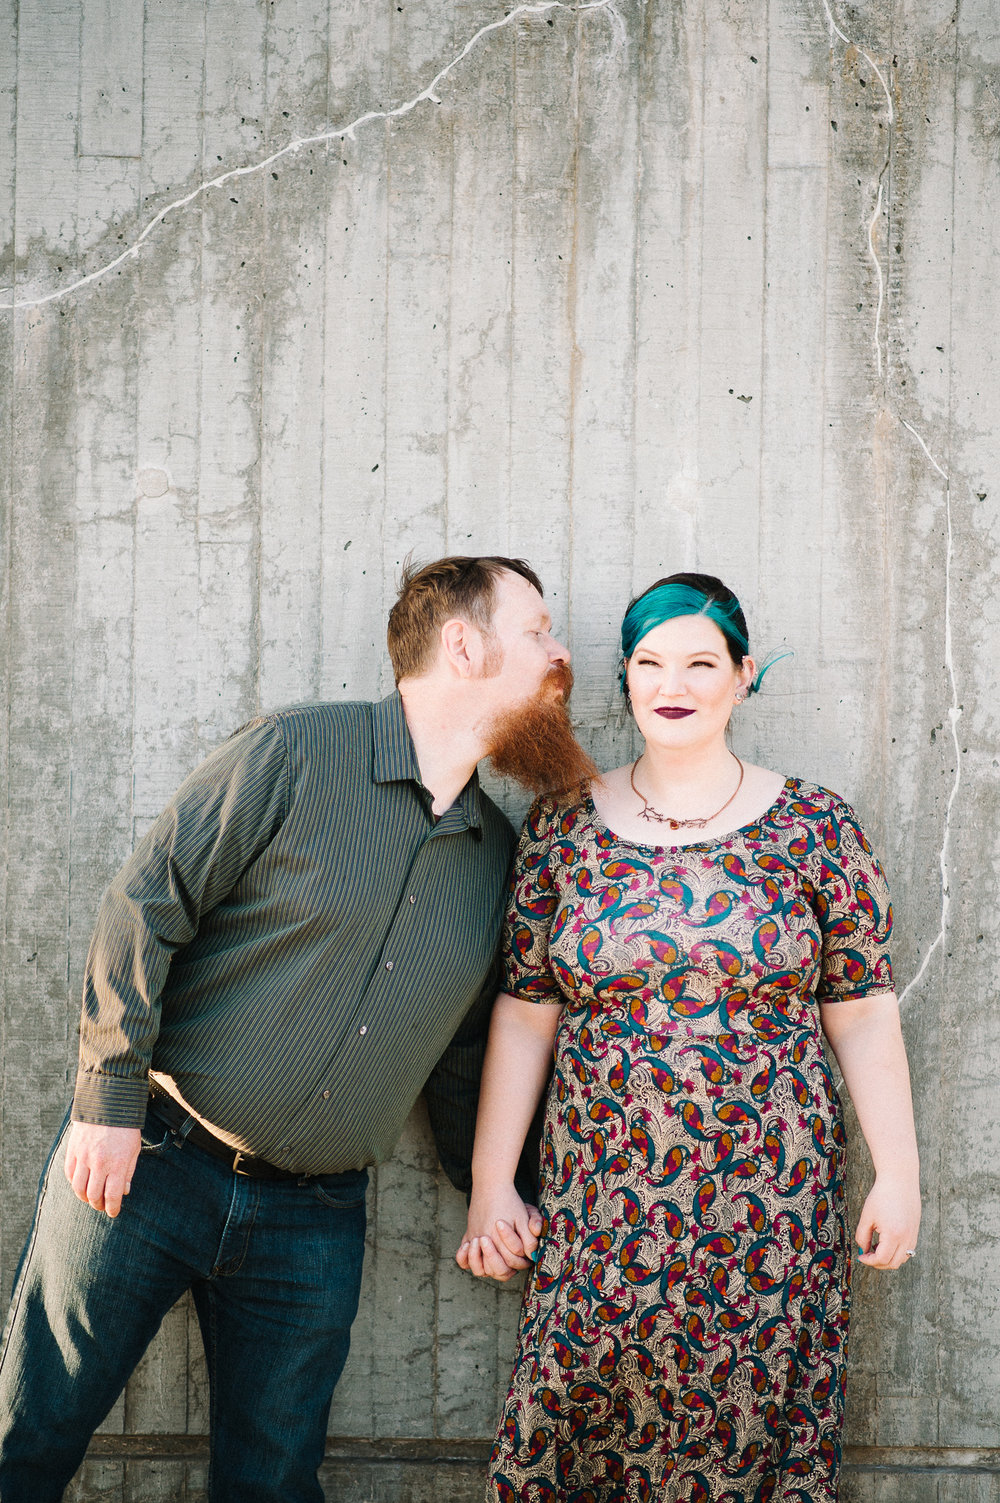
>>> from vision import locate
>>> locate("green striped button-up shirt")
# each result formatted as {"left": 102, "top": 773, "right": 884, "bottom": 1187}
{"left": 72, "top": 694, "right": 516, "bottom": 1179}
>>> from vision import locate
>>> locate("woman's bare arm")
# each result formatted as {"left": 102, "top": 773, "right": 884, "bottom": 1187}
{"left": 455, "top": 992, "right": 562, "bottom": 1282}
{"left": 820, "top": 991, "right": 921, "bottom": 1270}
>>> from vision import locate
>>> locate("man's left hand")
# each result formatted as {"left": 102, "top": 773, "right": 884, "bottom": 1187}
{"left": 64, "top": 1122, "right": 142, "bottom": 1219}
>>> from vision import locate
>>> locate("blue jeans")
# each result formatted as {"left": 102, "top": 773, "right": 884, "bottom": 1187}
{"left": 0, "top": 1105, "right": 368, "bottom": 1503}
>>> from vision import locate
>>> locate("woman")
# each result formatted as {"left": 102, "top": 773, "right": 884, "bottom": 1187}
{"left": 457, "top": 573, "right": 920, "bottom": 1503}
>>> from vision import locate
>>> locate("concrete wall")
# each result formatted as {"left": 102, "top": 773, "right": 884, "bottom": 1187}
{"left": 1, "top": 0, "right": 998, "bottom": 1497}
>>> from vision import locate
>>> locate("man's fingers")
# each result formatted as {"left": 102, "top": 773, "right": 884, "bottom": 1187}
{"left": 102, "top": 1173, "right": 128, "bottom": 1219}
{"left": 467, "top": 1236, "right": 515, "bottom": 1282}
{"left": 493, "top": 1220, "right": 530, "bottom": 1267}
{"left": 69, "top": 1159, "right": 98, "bottom": 1209}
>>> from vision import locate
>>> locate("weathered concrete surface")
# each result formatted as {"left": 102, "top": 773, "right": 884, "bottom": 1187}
{"left": 2, "top": 0, "right": 999, "bottom": 1497}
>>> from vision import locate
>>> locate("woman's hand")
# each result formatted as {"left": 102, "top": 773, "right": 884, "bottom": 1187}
{"left": 855, "top": 1170, "right": 922, "bottom": 1270}
{"left": 456, "top": 1184, "right": 543, "bottom": 1282}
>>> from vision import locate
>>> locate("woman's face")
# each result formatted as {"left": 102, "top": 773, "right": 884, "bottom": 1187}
{"left": 625, "top": 614, "right": 754, "bottom": 752}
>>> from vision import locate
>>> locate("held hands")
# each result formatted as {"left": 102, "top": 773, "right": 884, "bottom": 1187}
{"left": 456, "top": 1184, "right": 544, "bottom": 1283}
{"left": 855, "top": 1170, "right": 922, "bottom": 1271}
{"left": 64, "top": 1122, "right": 142, "bottom": 1219}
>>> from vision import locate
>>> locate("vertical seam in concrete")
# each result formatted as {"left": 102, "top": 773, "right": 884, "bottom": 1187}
{"left": 66, "top": 0, "right": 84, "bottom": 1047}
{"left": 74, "top": 0, "right": 83, "bottom": 162}
{"left": 628, "top": 0, "right": 644, "bottom": 601}
{"left": 757, "top": 0, "right": 771, "bottom": 606}
{"left": 817, "top": 9, "right": 832, "bottom": 666}
{"left": 380, "top": 2, "right": 393, "bottom": 686}
{"left": 314, "top": 0, "right": 333, "bottom": 705}
{"left": 565, "top": 6, "right": 582, "bottom": 641}
{"left": 936, "top": 0, "right": 963, "bottom": 1449}
{"left": 507, "top": 14, "right": 517, "bottom": 558}
{"left": 627, "top": 0, "right": 645, "bottom": 598}
{"left": 254, "top": 2, "right": 272, "bottom": 717}
{"left": 877, "top": 5, "right": 897, "bottom": 824}
{"left": 195, "top": 0, "right": 208, "bottom": 753}
{"left": 443, "top": 6, "right": 456, "bottom": 556}
{"left": 695, "top": 0, "right": 707, "bottom": 562}
{"left": 0, "top": 1, "right": 19, "bottom": 1236}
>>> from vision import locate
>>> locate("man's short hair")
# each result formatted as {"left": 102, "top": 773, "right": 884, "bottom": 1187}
{"left": 387, "top": 555, "right": 544, "bottom": 683}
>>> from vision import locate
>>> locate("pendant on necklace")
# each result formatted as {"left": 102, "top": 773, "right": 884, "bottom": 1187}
{"left": 630, "top": 755, "right": 745, "bottom": 830}
{"left": 637, "top": 807, "right": 708, "bottom": 830}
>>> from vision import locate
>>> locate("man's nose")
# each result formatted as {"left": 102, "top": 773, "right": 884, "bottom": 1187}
{"left": 548, "top": 636, "right": 570, "bottom": 664}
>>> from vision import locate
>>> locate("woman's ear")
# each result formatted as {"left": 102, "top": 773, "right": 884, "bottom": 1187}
{"left": 736, "top": 656, "right": 756, "bottom": 700}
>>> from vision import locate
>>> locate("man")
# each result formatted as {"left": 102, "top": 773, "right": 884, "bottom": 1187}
{"left": 0, "top": 556, "right": 596, "bottom": 1503}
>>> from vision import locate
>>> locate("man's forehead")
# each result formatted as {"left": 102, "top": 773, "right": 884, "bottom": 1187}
{"left": 494, "top": 570, "right": 547, "bottom": 618}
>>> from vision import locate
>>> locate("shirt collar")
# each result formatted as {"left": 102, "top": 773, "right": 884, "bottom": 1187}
{"left": 371, "top": 691, "right": 482, "bottom": 834}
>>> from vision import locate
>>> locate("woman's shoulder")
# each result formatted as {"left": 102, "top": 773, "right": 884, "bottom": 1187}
{"left": 778, "top": 778, "right": 881, "bottom": 857}
{"left": 781, "top": 777, "right": 860, "bottom": 819}
{"left": 781, "top": 781, "right": 848, "bottom": 817}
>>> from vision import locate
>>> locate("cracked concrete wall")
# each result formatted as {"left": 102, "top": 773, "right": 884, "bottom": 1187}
{"left": 1, "top": 0, "right": 998, "bottom": 1498}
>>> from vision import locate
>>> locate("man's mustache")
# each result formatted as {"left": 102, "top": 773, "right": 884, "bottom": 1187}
{"left": 544, "top": 662, "right": 574, "bottom": 699}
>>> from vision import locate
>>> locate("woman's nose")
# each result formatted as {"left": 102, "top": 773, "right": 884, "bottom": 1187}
{"left": 656, "top": 665, "right": 686, "bottom": 696}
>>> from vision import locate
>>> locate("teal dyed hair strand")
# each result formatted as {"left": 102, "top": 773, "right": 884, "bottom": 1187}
{"left": 619, "top": 583, "right": 749, "bottom": 688}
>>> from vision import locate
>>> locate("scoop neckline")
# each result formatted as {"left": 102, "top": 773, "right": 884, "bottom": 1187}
{"left": 583, "top": 776, "right": 798, "bottom": 854}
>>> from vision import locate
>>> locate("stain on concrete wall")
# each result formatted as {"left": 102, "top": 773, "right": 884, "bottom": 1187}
{"left": 2, "top": 1, "right": 999, "bottom": 1498}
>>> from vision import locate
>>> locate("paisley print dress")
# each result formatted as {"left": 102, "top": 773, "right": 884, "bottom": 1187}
{"left": 489, "top": 780, "right": 893, "bottom": 1503}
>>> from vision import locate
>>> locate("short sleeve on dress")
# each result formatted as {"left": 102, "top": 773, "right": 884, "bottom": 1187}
{"left": 810, "top": 796, "right": 894, "bottom": 1001}
{"left": 501, "top": 796, "right": 566, "bottom": 1005}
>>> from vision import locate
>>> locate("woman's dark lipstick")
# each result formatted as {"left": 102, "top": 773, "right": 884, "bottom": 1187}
{"left": 655, "top": 707, "right": 695, "bottom": 719}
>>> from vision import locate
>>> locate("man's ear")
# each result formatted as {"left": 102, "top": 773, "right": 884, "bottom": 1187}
{"left": 439, "top": 617, "right": 482, "bottom": 679}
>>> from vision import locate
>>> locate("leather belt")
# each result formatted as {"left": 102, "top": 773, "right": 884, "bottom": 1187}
{"left": 148, "top": 1084, "right": 304, "bottom": 1181}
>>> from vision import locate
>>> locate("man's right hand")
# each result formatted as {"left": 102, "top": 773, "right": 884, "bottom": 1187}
{"left": 64, "top": 1122, "right": 142, "bottom": 1218}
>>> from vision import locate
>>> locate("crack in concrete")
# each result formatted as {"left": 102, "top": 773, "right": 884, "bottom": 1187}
{"left": 820, "top": 1, "right": 960, "bottom": 1003}
{"left": 897, "top": 423, "right": 958, "bottom": 1007}
{"left": 0, "top": 0, "right": 622, "bottom": 313}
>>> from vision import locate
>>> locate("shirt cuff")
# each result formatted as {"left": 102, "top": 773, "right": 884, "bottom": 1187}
{"left": 72, "top": 1071, "right": 150, "bottom": 1127}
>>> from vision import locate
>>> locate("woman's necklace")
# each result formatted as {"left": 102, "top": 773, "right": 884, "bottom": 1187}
{"left": 629, "top": 753, "right": 745, "bottom": 831}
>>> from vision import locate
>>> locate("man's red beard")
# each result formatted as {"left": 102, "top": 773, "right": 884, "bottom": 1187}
{"left": 484, "top": 663, "right": 600, "bottom": 796}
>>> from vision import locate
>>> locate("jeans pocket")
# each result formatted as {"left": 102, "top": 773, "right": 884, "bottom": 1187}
{"left": 311, "top": 1169, "right": 369, "bottom": 1210}
{"left": 139, "top": 1122, "right": 173, "bottom": 1155}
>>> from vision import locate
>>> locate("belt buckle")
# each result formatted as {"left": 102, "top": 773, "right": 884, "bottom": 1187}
{"left": 232, "top": 1150, "right": 253, "bottom": 1177}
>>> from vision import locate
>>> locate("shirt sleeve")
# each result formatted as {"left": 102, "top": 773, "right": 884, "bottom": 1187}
{"left": 501, "top": 796, "right": 566, "bottom": 1005}
{"left": 72, "top": 718, "right": 292, "bottom": 1127}
{"left": 810, "top": 797, "right": 894, "bottom": 1002}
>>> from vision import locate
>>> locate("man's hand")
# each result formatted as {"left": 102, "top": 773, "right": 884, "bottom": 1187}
{"left": 64, "top": 1122, "right": 142, "bottom": 1219}
{"left": 456, "top": 1184, "right": 544, "bottom": 1282}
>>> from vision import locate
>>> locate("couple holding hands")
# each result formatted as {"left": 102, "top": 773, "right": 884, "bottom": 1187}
{"left": 0, "top": 555, "right": 918, "bottom": 1503}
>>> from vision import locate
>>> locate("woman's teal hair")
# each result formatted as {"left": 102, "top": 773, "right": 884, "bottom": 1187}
{"left": 619, "top": 573, "right": 787, "bottom": 694}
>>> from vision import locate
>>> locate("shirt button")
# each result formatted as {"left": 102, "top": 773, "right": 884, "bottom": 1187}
{"left": 385, "top": 960, "right": 393, "bottom": 971}
{"left": 322, "top": 1089, "right": 330, "bottom": 1099}
{"left": 359, "top": 1025, "right": 368, "bottom": 1036}
{"left": 409, "top": 895, "right": 416, "bottom": 904}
